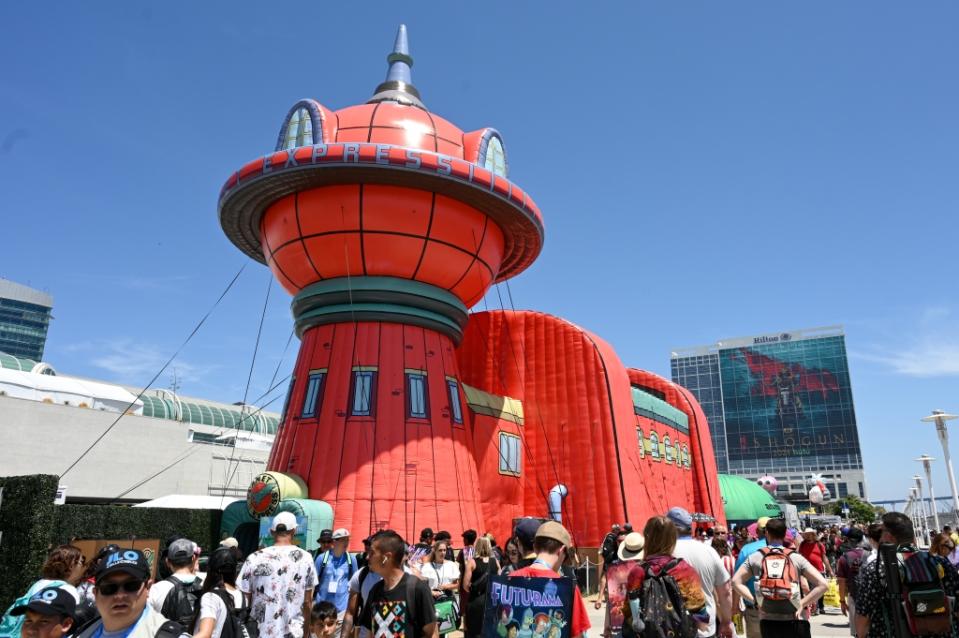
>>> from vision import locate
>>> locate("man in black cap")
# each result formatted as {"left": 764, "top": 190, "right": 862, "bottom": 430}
{"left": 77, "top": 548, "right": 188, "bottom": 638}
{"left": 11, "top": 587, "right": 76, "bottom": 638}
{"left": 317, "top": 529, "right": 334, "bottom": 557}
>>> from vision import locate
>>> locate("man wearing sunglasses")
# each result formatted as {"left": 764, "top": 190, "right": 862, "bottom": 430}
{"left": 76, "top": 548, "right": 188, "bottom": 638}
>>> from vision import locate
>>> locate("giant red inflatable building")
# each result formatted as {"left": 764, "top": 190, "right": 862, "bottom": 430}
{"left": 219, "top": 26, "right": 723, "bottom": 550}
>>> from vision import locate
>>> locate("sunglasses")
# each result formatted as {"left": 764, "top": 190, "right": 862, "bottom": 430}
{"left": 98, "top": 580, "right": 144, "bottom": 596}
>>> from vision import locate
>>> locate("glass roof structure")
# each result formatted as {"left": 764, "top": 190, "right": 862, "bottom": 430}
{"left": 0, "top": 351, "right": 53, "bottom": 374}
{"left": 140, "top": 395, "right": 279, "bottom": 435}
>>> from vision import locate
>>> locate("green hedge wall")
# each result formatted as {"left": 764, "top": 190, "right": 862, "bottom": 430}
{"left": 0, "top": 474, "right": 223, "bottom": 612}
{"left": 0, "top": 474, "right": 59, "bottom": 613}
{"left": 53, "top": 505, "right": 222, "bottom": 551}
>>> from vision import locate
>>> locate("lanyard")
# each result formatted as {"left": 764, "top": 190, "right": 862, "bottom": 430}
{"left": 532, "top": 559, "right": 554, "bottom": 571}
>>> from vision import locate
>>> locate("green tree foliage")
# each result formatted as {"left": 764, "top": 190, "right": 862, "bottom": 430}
{"left": 829, "top": 495, "right": 883, "bottom": 524}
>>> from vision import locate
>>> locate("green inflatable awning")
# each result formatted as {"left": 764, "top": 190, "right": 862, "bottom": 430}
{"left": 719, "top": 473, "right": 783, "bottom": 523}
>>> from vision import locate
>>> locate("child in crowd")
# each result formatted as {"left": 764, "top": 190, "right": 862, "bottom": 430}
{"left": 311, "top": 601, "right": 338, "bottom": 638}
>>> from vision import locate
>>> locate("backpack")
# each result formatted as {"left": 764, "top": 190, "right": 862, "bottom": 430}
{"left": 204, "top": 589, "right": 259, "bottom": 638}
{"left": 160, "top": 576, "right": 204, "bottom": 627}
{"left": 601, "top": 533, "right": 619, "bottom": 567}
{"left": 622, "top": 558, "right": 698, "bottom": 638}
{"left": 840, "top": 548, "right": 866, "bottom": 600}
{"left": 757, "top": 547, "right": 802, "bottom": 614}
{"left": 891, "top": 549, "right": 953, "bottom": 636}
{"left": 354, "top": 567, "right": 372, "bottom": 622}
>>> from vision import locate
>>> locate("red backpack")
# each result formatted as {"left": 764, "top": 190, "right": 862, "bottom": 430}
{"left": 757, "top": 546, "right": 801, "bottom": 604}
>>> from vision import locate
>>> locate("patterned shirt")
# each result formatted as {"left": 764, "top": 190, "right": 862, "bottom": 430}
{"left": 855, "top": 548, "right": 959, "bottom": 638}
{"left": 239, "top": 545, "right": 318, "bottom": 638}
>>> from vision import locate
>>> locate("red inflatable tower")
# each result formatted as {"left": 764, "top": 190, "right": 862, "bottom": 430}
{"left": 219, "top": 26, "right": 543, "bottom": 541}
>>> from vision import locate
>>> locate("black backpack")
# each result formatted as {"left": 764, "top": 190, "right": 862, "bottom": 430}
{"left": 623, "top": 558, "right": 698, "bottom": 638}
{"left": 160, "top": 577, "right": 204, "bottom": 627}
{"left": 203, "top": 589, "right": 259, "bottom": 638}
{"left": 601, "top": 533, "right": 619, "bottom": 566}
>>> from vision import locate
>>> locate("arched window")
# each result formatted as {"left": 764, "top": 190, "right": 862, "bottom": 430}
{"left": 649, "top": 431, "right": 660, "bottom": 459}
{"left": 664, "top": 435, "right": 673, "bottom": 463}
{"left": 483, "top": 136, "right": 507, "bottom": 177}
{"left": 675, "top": 440, "right": 682, "bottom": 464}
{"left": 283, "top": 108, "right": 314, "bottom": 150}
{"left": 682, "top": 445, "right": 690, "bottom": 469}
{"left": 636, "top": 427, "right": 645, "bottom": 458}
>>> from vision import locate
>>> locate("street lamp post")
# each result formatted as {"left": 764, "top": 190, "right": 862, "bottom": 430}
{"left": 909, "top": 487, "right": 921, "bottom": 541}
{"left": 915, "top": 476, "right": 929, "bottom": 546}
{"left": 917, "top": 454, "right": 941, "bottom": 532}
{"left": 921, "top": 410, "right": 959, "bottom": 524}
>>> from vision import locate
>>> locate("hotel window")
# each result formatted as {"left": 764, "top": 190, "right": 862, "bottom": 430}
{"left": 283, "top": 108, "right": 314, "bottom": 149}
{"left": 350, "top": 370, "right": 376, "bottom": 417}
{"left": 649, "top": 432, "right": 660, "bottom": 459}
{"left": 674, "top": 441, "right": 682, "bottom": 464}
{"left": 499, "top": 432, "right": 521, "bottom": 476}
{"left": 682, "top": 445, "right": 690, "bottom": 469}
{"left": 664, "top": 435, "right": 674, "bottom": 463}
{"left": 636, "top": 427, "right": 645, "bottom": 458}
{"left": 301, "top": 371, "right": 326, "bottom": 418}
{"left": 447, "top": 379, "right": 463, "bottom": 425}
{"left": 407, "top": 372, "right": 428, "bottom": 419}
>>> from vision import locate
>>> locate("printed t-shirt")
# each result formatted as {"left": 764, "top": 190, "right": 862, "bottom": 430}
{"left": 508, "top": 565, "right": 590, "bottom": 637}
{"left": 198, "top": 587, "right": 244, "bottom": 638}
{"left": 239, "top": 544, "right": 318, "bottom": 638}
{"left": 673, "top": 538, "right": 730, "bottom": 638}
{"left": 742, "top": 546, "right": 816, "bottom": 621}
{"left": 357, "top": 572, "right": 436, "bottom": 638}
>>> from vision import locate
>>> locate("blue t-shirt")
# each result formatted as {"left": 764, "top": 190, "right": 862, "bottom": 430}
{"left": 314, "top": 551, "right": 356, "bottom": 611}
{"left": 734, "top": 539, "right": 767, "bottom": 598}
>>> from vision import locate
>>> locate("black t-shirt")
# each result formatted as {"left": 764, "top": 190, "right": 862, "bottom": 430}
{"left": 358, "top": 572, "right": 436, "bottom": 638}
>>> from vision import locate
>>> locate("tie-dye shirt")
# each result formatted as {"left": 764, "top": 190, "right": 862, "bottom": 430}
{"left": 624, "top": 555, "right": 710, "bottom": 627}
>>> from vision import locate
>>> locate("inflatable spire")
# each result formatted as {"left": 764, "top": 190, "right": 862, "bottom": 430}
{"left": 218, "top": 25, "right": 543, "bottom": 546}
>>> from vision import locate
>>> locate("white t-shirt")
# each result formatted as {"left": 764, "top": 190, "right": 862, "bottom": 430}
{"left": 198, "top": 588, "right": 244, "bottom": 638}
{"left": 148, "top": 573, "right": 201, "bottom": 614}
{"left": 419, "top": 561, "right": 460, "bottom": 591}
{"left": 348, "top": 567, "right": 383, "bottom": 603}
{"left": 673, "top": 538, "right": 730, "bottom": 638}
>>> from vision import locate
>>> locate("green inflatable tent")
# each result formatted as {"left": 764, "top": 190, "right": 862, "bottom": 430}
{"left": 719, "top": 474, "right": 783, "bottom": 524}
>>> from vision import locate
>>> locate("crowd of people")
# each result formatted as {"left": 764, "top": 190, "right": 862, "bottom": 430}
{"left": 5, "top": 509, "right": 959, "bottom": 638}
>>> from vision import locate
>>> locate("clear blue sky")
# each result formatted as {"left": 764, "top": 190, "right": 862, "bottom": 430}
{"left": 3, "top": 3, "right": 957, "bottom": 502}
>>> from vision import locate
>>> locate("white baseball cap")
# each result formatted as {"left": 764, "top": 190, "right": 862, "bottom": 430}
{"left": 332, "top": 528, "right": 350, "bottom": 540}
{"left": 271, "top": 511, "right": 298, "bottom": 532}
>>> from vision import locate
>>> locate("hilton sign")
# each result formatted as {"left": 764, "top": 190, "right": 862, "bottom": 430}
{"left": 753, "top": 333, "right": 793, "bottom": 345}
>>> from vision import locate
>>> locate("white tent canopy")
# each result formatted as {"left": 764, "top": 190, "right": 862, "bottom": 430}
{"left": 132, "top": 494, "right": 243, "bottom": 510}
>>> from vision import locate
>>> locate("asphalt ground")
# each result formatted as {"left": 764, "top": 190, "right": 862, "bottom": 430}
{"left": 582, "top": 593, "right": 853, "bottom": 638}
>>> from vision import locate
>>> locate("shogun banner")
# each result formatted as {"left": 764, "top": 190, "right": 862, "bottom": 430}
{"left": 482, "top": 575, "right": 574, "bottom": 638}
